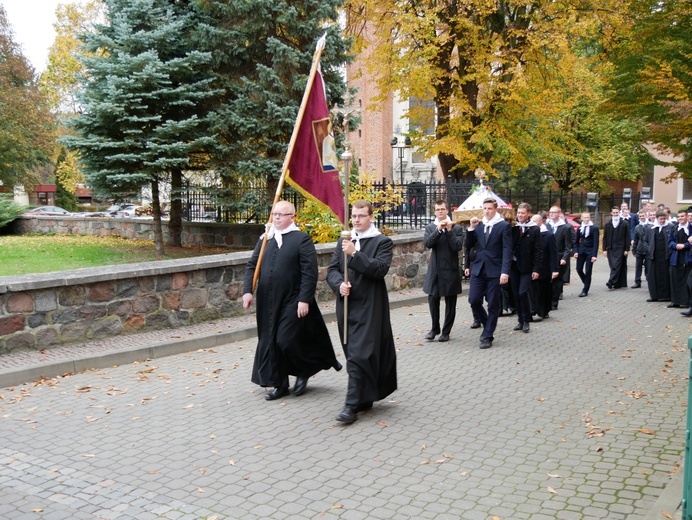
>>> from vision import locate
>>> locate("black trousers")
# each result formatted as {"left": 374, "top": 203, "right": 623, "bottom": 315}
{"left": 576, "top": 254, "right": 594, "bottom": 294}
{"left": 428, "top": 294, "right": 458, "bottom": 335}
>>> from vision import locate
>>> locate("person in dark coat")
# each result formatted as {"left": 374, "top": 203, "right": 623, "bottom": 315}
{"left": 423, "top": 200, "right": 464, "bottom": 342}
{"left": 547, "top": 206, "right": 573, "bottom": 309}
{"left": 668, "top": 209, "right": 691, "bottom": 308}
{"left": 573, "top": 211, "right": 600, "bottom": 297}
{"left": 327, "top": 200, "right": 397, "bottom": 424}
{"left": 464, "top": 197, "right": 513, "bottom": 349}
{"left": 509, "top": 203, "right": 542, "bottom": 333}
{"left": 645, "top": 210, "right": 672, "bottom": 302}
{"left": 602, "top": 207, "right": 630, "bottom": 289}
{"left": 631, "top": 210, "right": 650, "bottom": 288}
{"left": 681, "top": 211, "right": 692, "bottom": 317}
{"left": 243, "top": 201, "right": 342, "bottom": 401}
{"left": 531, "top": 213, "right": 559, "bottom": 319}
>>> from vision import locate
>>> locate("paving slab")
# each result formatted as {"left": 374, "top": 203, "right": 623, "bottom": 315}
{"left": 0, "top": 259, "right": 688, "bottom": 519}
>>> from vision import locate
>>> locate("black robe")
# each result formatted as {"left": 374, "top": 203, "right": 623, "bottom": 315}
{"left": 327, "top": 234, "right": 397, "bottom": 407}
{"left": 645, "top": 226, "right": 671, "bottom": 301}
{"left": 603, "top": 219, "right": 630, "bottom": 288}
{"left": 243, "top": 231, "right": 341, "bottom": 388}
{"left": 669, "top": 226, "right": 692, "bottom": 306}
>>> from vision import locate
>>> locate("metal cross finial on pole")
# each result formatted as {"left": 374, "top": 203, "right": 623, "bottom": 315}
{"left": 331, "top": 102, "right": 360, "bottom": 344}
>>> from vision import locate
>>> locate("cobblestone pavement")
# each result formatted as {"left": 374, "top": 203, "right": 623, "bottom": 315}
{"left": 0, "top": 260, "right": 689, "bottom": 519}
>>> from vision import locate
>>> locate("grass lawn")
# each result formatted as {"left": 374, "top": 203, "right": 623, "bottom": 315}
{"left": 0, "top": 234, "right": 236, "bottom": 276}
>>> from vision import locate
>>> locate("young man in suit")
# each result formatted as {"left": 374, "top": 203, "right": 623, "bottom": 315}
{"left": 573, "top": 211, "right": 599, "bottom": 297}
{"left": 668, "top": 209, "right": 691, "bottom": 308}
{"left": 531, "top": 213, "right": 559, "bottom": 319}
{"left": 510, "top": 203, "right": 542, "bottom": 333}
{"left": 602, "top": 207, "right": 630, "bottom": 289}
{"left": 423, "top": 200, "right": 464, "bottom": 342}
{"left": 631, "top": 210, "right": 650, "bottom": 288}
{"left": 464, "top": 198, "right": 513, "bottom": 349}
{"left": 645, "top": 210, "right": 672, "bottom": 302}
{"left": 547, "top": 206, "right": 573, "bottom": 309}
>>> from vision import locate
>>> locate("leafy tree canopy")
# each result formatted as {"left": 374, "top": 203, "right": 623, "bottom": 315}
{"left": 0, "top": 6, "right": 55, "bottom": 189}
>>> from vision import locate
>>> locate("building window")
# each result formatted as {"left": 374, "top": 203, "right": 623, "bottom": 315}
{"left": 682, "top": 177, "right": 692, "bottom": 201}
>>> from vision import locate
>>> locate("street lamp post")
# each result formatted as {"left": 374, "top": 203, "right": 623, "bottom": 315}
{"left": 390, "top": 136, "right": 411, "bottom": 185}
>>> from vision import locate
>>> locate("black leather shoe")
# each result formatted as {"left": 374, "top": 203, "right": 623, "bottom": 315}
{"left": 438, "top": 333, "right": 450, "bottom": 342}
{"left": 681, "top": 308, "right": 692, "bottom": 317}
{"left": 667, "top": 303, "right": 680, "bottom": 308}
{"left": 606, "top": 282, "right": 614, "bottom": 289}
{"left": 293, "top": 377, "right": 308, "bottom": 396}
{"left": 336, "top": 407, "right": 357, "bottom": 424}
{"left": 354, "top": 402, "right": 373, "bottom": 413}
{"left": 513, "top": 323, "right": 523, "bottom": 331}
{"left": 522, "top": 322, "right": 530, "bottom": 333}
{"left": 265, "top": 387, "right": 290, "bottom": 401}
{"left": 631, "top": 283, "right": 641, "bottom": 288}
{"left": 479, "top": 338, "right": 492, "bottom": 349}
{"left": 424, "top": 330, "right": 439, "bottom": 340}
{"left": 579, "top": 291, "right": 588, "bottom": 297}
{"left": 646, "top": 298, "right": 656, "bottom": 302}
{"left": 470, "top": 320, "right": 481, "bottom": 329}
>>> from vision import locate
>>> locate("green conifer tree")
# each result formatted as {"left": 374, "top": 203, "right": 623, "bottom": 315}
{"left": 198, "top": 0, "right": 352, "bottom": 212}
{"left": 64, "top": 0, "right": 219, "bottom": 252}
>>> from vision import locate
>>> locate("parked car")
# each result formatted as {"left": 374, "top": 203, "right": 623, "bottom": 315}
{"left": 23, "top": 206, "right": 72, "bottom": 216}
{"left": 115, "top": 204, "right": 140, "bottom": 218}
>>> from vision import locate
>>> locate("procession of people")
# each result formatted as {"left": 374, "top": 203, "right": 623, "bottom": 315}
{"left": 243, "top": 197, "right": 692, "bottom": 425}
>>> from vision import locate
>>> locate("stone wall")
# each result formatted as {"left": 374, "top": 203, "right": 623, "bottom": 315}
{"left": 0, "top": 234, "right": 428, "bottom": 354}
{"left": 12, "top": 215, "right": 265, "bottom": 250}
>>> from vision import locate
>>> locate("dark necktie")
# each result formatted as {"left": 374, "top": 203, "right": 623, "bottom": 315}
{"left": 485, "top": 225, "right": 490, "bottom": 240}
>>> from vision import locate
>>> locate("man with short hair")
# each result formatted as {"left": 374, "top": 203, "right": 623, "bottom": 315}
{"left": 602, "top": 207, "right": 630, "bottom": 289}
{"left": 547, "top": 206, "right": 573, "bottom": 309}
{"left": 668, "top": 210, "right": 691, "bottom": 308}
{"left": 243, "top": 201, "right": 341, "bottom": 401}
{"left": 631, "top": 210, "right": 650, "bottom": 288}
{"left": 423, "top": 200, "right": 464, "bottom": 342}
{"left": 531, "top": 213, "right": 558, "bottom": 319}
{"left": 327, "top": 200, "right": 397, "bottom": 424}
{"left": 573, "top": 212, "right": 599, "bottom": 297}
{"left": 510, "top": 203, "right": 542, "bottom": 333}
{"left": 645, "top": 210, "right": 672, "bottom": 302}
{"left": 464, "top": 197, "right": 513, "bottom": 349}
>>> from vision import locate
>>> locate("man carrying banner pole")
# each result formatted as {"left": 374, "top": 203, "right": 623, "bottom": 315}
{"left": 327, "top": 200, "right": 398, "bottom": 424}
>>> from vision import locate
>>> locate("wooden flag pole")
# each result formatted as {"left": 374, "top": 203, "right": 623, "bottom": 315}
{"left": 341, "top": 147, "right": 352, "bottom": 344}
{"left": 252, "top": 34, "right": 328, "bottom": 292}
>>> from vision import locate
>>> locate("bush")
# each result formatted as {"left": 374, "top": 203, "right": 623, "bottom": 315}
{"left": 0, "top": 196, "right": 26, "bottom": 229}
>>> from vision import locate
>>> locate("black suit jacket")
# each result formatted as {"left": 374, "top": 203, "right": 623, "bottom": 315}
{"left": 550, "top": 223, "right": 573, "bottom": 262}
{"left": 465, "top": 219, "right": 513, "bottom": 278}
{"left": 603, "top": 220, "right": 630, "bottom": 253}
{"left": 537, "top": 229, "right": 558, "bottom": 279}
{"left": 574, "top": 225, "right": 599, "bottom": 258}
{"left": 511, "top": 224, "right": 543, "bottom": 274}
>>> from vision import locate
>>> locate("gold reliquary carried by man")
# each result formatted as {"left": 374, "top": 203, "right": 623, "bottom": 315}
{"left": 452, "top": 169, "right": 515, "bottom": 225}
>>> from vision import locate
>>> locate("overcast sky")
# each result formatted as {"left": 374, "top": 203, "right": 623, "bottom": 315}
{"left": 2, "top": 0, "right": 81, "bottom": 73}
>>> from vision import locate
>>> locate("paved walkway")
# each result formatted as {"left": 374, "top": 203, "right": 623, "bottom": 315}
{"left": 0, "top": 259, "right": 688, "bottom": 519}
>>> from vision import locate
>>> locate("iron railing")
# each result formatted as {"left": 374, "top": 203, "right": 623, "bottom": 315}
{"left": 182, "top": 177, "right": 651, "bottom": 229}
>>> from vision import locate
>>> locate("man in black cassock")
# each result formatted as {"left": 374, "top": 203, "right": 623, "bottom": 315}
{"left": 423, "top": 199, "right": 464, "bottom": 342}
{"left": 327, "top": 200, "right": 397, "bottom": 424}
{"left": 243, "top": 201, "right": 341, "bottom": 401}
{"left": 602, "top": 206, "right": 630, "bottom": 289}
{"left": 645, "top": 210, "right": 672, "bottom": 302}
{"left": 668, "top": 209, "right": 691, "bottom": 308}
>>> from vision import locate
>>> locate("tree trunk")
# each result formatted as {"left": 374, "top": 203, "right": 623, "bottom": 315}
{"left": 151, "top": 179, "right": 165, "bottom": 257}
{"left": 167, "top": 167, "right": 183, "bottom": 247}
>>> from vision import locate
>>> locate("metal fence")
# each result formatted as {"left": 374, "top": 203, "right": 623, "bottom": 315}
{"left": 182, "top": 178, "right": 651, "bottom": 229}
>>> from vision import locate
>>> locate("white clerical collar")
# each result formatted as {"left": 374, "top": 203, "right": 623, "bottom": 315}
{"left": 351, "top": 224, "right": 381, "bottom": 250}
{"left": 482, "top": 213, "right": 505, "bottom": 227}
{"left": 262, "top": 222, "right": 299, "bottom": 248}
{"left": 551, "top": 218, "right": 566, "bottom": 228}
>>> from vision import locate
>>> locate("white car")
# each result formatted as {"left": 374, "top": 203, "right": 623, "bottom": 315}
{"left": 115, "top": 204, "right": 140, "bottom": 218}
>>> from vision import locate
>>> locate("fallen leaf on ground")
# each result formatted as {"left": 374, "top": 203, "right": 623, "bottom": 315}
{"left": 547, "top": 486, "right": 557, "bottom": 494}
{"left": 636, "top": 428, "right": 655, "bottom": 435}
